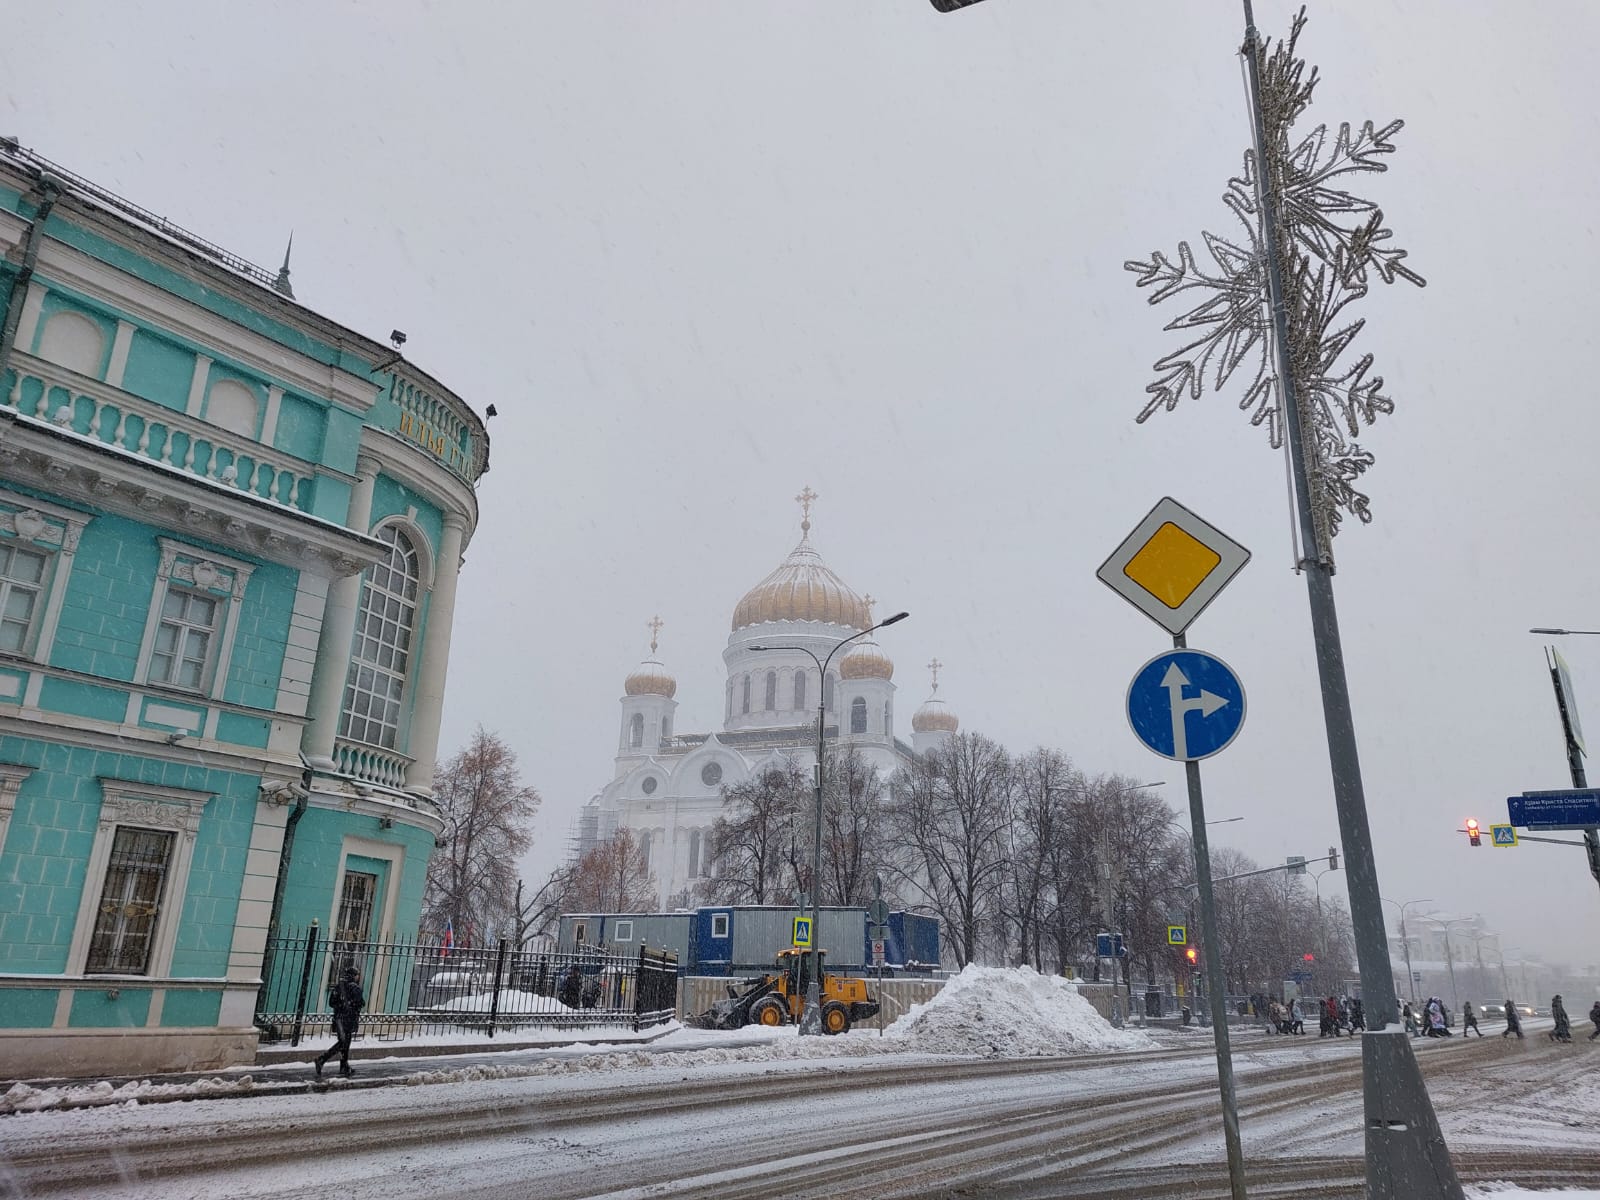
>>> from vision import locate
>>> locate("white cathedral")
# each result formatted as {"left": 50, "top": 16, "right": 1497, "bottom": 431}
{"left": 578, "top": 491, "right": 960, "bottom": 907}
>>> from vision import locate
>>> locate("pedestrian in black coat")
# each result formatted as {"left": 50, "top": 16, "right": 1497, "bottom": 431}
{"left": 1588, "top": 1000, "right": 1600, "bottom": 1040}
{"left": 1551, "top": 994, "right": 1572, "bottom": 1042}
{"left": 1461, "top": 1001, "right": 1482, "bottom": 1037}
{"left": 1502, "top": 999, "right": 1523, "bottom": 1039}
{"left": 315, "top": 966, "right": 365, "bottom": 1078}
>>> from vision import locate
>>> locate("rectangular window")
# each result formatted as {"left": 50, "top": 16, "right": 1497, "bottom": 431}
{"left": 85, "top": 826, "right": 175, "bottom": 974}
{"left": 0, "top": 541, "right": 48, "bottom": 654}
{"left": 574, "top": 921, "right": 587, "bottom": 945}
{"left": 613, "top": 920, "right": 634, "bottom": 943}
{"left": 148, "top": 588, "right": 218, "bottom": 691}
{"left": 336, "top": 870, "right": 379, "bottom": 944}
{"left": 711, "top": 913, "right": 729, "bottom": 939}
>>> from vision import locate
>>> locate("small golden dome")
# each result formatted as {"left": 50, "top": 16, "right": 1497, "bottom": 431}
{"left": 840, "top": 639, "right": 893, "bottom": 680}
{"left": 625, "top": 615, "right": 676, "bottom": 697}
{"left": 731, "top": 526, "right": 869, "bottom": 631}
{"left": 625, "top": 658, "right": 676, "bottom": 698}
{"left": 911, "top": 698, "right": 959, "bottom": 733}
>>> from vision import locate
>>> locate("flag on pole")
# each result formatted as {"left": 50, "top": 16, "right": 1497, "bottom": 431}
{"left": 442, "top": 919, "right": 454, "bottom": 957}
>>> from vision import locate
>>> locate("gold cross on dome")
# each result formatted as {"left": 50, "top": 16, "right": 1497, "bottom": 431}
{"left": 647, "top": 615, "right": 663, "bottom": 655}
{"left": 863, "top": 593, "right": 876, "bottom": 623}
{"left": 796, "top": 486, "right": 818, "bottom": 532}
{"left": 927, "top": 658, "right": 943, "bottom": 694}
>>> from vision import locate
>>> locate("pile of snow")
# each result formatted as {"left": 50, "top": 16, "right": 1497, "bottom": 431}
{"left": 432, "top": 989, "right": 571, "bottom": 1014}
{"left": 883, "top": 965, "right": 1154, "bottom": 1057}
{"left": 1, "top": 1075, "right": 255, "bottom": 1114}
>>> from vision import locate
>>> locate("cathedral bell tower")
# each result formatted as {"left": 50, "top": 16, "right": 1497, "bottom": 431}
{"left": 618, "top": 616, "right": 678, "bottom": 764}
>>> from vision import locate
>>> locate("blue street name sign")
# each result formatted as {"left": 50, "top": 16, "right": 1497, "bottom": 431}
{"left": 1507, "top": 790, "right": 1600, "bottom": 831}
{"left": 1126, "top": 649, "right": 1247, "bottom": 762}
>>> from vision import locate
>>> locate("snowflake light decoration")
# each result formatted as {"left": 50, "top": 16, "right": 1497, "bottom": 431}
{"left": 1125, "top": 7, "right": 1424, "bottom": 560}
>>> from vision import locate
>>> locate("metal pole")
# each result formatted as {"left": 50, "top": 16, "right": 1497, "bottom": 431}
{"left": 1400, "top": 915, "right": 1416, "bottom": 1004}
{"left": 1238, "top": 4, "right": 1461, "bottom": 1194}
{"left": 803, "top": 683, "right": 825, "bottom": 1036}
{"left": 1544, "top": 652, "right": 1600, "bottom": 886}
{"left": 1441, "top": 933, "right": 1458, "bottom": 1015}
{"left": 1174, "top": 631, "right": 1247, "bottom": 1200}
{"left": 290, "top": 920, "right": 319, "bottom": 1048}
{"left": 1100, "top": 829, "right": 1122, "bottom": 1029}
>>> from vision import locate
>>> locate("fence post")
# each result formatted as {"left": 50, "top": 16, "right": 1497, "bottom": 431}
{"left": 633, "top": 945, "right": 647, "bottom": 1030}
{"left": 487, "top": 937, "right": 508, "bottom": 1038}
{"left": 290, "top": 920, "right": 319, "bottom": 1048}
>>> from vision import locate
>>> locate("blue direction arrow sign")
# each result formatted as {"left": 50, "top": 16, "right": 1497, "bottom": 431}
{"left": 1126, "top": 649, "right": 1246, "bottom": 762}
{"left": 1507, "top": 790, "right": 1600, "bottom": 831}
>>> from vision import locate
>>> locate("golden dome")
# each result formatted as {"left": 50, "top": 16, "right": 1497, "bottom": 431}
{"left": 911, "top": 698, "right": 959, "bottom": 733}
{"left": 731, "top": 525, "right": 869, "bottom": 631}
{"left": 624, "top": 615, "right": 676, "bottom": 697}
{"left": 840, "top": 639, "right": 893, "bottom": 680}
{"left": 624, "top": 658, "right": 676, "bottom": 698}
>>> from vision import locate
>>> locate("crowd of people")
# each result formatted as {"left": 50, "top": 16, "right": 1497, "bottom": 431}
{"left": 1241, "top": 991, "right": 1599, "bottom": 1044}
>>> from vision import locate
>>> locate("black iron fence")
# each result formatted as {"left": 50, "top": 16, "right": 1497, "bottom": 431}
{"left": 255, "top": 925, "right": 679, "bottom": 1046}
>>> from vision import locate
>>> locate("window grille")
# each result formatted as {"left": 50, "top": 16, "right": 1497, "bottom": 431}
{"left": 85, "top": 827, "right": 174, "bottom": 974}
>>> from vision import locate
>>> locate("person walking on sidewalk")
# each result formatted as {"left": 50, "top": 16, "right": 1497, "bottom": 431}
{"left": 315, "top": 965, "right": 366, "bottom": 1078}
{"left": 1503, "top": 999, "right": 1523, "bottom": 1039}
{"left": 1589, "top": 1000, "right": 1600, "bottom": 1041}
{"left": 1461, "top": 1001, "right": 1483, "bottom": 1037}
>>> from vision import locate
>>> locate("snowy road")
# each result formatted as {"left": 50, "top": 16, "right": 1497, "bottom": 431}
{"left": 7, "top": 1027, "right": 1600, "bottom": 1199}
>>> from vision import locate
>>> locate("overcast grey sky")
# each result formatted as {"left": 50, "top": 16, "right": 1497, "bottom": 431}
{"left": 7, "top": 1, "right": 1599, "bottom": 965}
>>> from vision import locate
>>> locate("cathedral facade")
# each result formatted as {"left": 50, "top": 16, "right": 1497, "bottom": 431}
{"left": 580, "top": 494, "right": 958, "bottom": 907}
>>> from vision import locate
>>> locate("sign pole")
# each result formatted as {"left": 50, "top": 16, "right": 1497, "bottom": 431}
{"left": 1543, "top": 647, "right": 1600, "bottom": 888}
{"left": 1173, "top": 631, "right": 1247, "bottom": 1200}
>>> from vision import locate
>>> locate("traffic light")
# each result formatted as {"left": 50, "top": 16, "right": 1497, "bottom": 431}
{"left": 1328, "top": 845, "right": 1339, "bottom": 871}
{"left": 1303, "top": 953, "right": 1315, "bottom": 963}
{"left": 1466, "top": 818, "right": 1481, "bottom": 847}
{"left": 1185, "top": 946, "right": 1198, "bottom": 967}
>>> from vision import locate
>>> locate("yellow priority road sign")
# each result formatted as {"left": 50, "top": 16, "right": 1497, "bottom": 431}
{"left": 792, "top": 916, "right": 814, "bottom": 947}
{"left": 1098, "top": 497, "right": 1251, "bottom": 636}
{"left": 1489, "top": 823, "right": 1519, "bottom": 847}
{"left": 1167, "top": 924, "right": 1188, "bottom": 945}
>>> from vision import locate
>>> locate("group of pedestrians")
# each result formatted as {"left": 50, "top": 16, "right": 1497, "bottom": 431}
{"left": 1251, "top": 993, "right": 1365, "bottom": 1036}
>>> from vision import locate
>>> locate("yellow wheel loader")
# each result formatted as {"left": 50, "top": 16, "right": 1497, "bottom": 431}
{"left": 693, "top": 948, "right": 879, "bottom": 1034}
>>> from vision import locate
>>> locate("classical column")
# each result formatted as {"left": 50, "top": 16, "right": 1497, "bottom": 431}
{"left": 403, "top": 513, "right": 467, "bottom": 794}
{"left": 302, "top": 455, "right": 380, "bottom": 768}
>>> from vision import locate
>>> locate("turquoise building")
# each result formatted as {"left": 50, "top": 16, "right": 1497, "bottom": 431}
{"left": 0, "top": 141, "right": 489, "bottom": 1077}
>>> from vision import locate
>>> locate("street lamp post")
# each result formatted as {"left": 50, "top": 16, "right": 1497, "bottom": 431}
{"left": 1420, "top": 916, "right": 1473, "bottom": 1016}
{"left": 750, "top": 610, "right": 908, "bottom": 1035}
{"left": 1382, "top": 897, "right": 1433, "bottom": 1005}
{"left": 1308, "top": 860, "right": 1341, "bottom": 994}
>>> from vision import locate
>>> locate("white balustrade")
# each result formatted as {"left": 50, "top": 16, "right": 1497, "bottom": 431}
{"left": 332, "top": 738, "right": 413, "bottom": 790}
{"left": 6, "top": 354, "right": 311, "bottom": 508}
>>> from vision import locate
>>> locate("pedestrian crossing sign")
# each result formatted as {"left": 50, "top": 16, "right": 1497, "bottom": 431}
{"left": 1167, "top": 925, "right": 1187, "bottom": 945}
{"left": 1490, "top": 823, "right": 1518, "bottom": 847}
{"left": 792, "top": 916, "right": 813, "bottom": 947}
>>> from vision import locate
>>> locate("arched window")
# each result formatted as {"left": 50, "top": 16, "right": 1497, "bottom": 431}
{"left": 629, "top": 712, "right": 644, "bottom": 748}
{"left": 339, "top": 526, "right": 420, "bottom": 750}
{"left": 640, "top": 830, "right": 651, "bottom": 869}
{"left": 851, "top": 696, "right": 868, "bottom": 734}
{"left": 764, "top": 670, "right": 777, "bottom": 711}
{"left": 661, "top": 714, "right": 672, "bottom": 741}
{"left": 741, "top": 674, "right": 751, "bottom": 714}
{"left": 688, "top": 830, "right": 702, "bottom": 878}
{"left": 794, "top": 670, "right": 807, "bottom": 711}
{"left": 823, "top": 673, "right": 835, "bottom": 713}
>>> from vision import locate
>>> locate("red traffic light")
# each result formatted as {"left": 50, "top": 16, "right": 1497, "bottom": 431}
{"left": 1303, "top": 953, "right": 1315, "bottom": 962}
{"left": 1466, "top": 818, "right": 1482, "bottom": 847}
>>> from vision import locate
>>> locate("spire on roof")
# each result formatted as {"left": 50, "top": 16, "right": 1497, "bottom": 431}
{"left": 272, "top": 232, "right": 294, "bottom": 298}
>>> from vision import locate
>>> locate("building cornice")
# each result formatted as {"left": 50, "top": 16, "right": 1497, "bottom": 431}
{"left": 0, "top": 410, "right": 385, "bottom": 578}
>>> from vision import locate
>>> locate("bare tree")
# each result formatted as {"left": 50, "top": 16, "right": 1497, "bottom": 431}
{"left": 510, "top": 870, "right": 572, "bottom": 949}
{"left": 820, "top": 744, "right": 886, "bottom": 907}
{"left": 887, "top": 732, "right": 1013, "bottom": 968}
{"left": 565, "top": 828, "right": 657, "bottom": 913}
{"left": 1003, "top": 748, "right": 1074, "bottom": 970}
{"left": 702, "top": 760, "right": 807, "bottom": 904}
{"left": 423, "top": 727, "right": 539, "bottom": 939}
